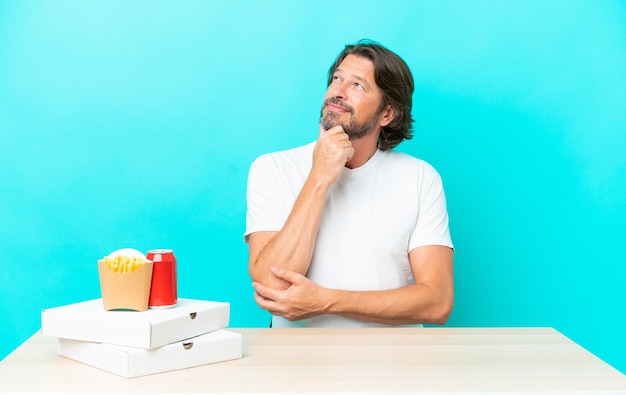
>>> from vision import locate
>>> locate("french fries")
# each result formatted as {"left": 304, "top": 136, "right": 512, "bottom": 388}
{"left": 101, "top": 255, "right": 147, "bottom": 274}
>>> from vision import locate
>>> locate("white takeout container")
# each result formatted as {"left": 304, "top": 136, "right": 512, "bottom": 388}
{"left": 57, "top": 329, "right": 243, "bottom": 378}
{"left": 42, "top": 298, "right": 230, "bottom": 349}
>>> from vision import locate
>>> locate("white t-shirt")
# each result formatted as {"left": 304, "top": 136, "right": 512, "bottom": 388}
{"left": 245, "top": 142, "right": 453, "bottom": 328}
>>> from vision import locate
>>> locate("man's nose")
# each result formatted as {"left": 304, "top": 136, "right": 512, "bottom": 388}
{"left": 329, "top": 80, "right": 347, "bottom": 99}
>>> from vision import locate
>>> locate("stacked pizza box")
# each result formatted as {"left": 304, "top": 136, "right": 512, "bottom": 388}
{"left": 41, "top": 298, "right": 242, "bottom": 378}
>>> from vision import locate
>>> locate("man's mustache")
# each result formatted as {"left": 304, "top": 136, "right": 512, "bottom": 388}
{"left": 323, "top": 98, "right": 354, "bottom": 114}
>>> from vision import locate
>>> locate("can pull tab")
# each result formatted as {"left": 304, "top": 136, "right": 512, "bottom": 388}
{"left": 183, "top": 342, "right": 193, "bottom": 350}
{"left": 189, "top": 312, "right": 197, "bottom": 319}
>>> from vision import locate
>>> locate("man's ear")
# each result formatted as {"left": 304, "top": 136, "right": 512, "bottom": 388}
{"left": 379, "top": 105, "right": 395, "bottom": 127}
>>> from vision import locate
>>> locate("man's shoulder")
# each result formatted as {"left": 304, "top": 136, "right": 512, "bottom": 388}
{"left": 250, "top": 142, "right": 315, "bottom": 172}
{"left": 381, "top": 149, "right": 439, "bottom": 175}
{"left": 271, "top": 141, "right": 316, "bottom": 158}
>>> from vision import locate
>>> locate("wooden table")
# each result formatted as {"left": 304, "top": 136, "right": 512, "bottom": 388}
{"left": 1, "top": 327, "right": 625, "bottom": 394}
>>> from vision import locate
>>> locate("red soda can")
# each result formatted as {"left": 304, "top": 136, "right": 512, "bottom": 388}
{"left": 146, "top": 249, "right": 177, "bottom": 308}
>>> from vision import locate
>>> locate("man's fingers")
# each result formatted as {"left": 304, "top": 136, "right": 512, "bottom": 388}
{"left": 320, "top": 123, "right": 346, "bottom": 135}
{"left": 252, "top": 281, "right": 279, "bottom": 301}
{"left": 346, "top": 147, "right": 355, "bottom": 162}
{"left": 270, "top": 266, "right": 304, "bottom": 284}
{"left": 253, "top": 291, "right": 280, "bottom": 315}
{"left": 318, "top": 126, "right": 352, "bottom": 155}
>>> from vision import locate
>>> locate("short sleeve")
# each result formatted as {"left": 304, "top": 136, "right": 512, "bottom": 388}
{"left": 408, "top": 165, "right": 453, "bottom": 251}
{"left": 244, "top": 155, "right": 291, "bottom": 242}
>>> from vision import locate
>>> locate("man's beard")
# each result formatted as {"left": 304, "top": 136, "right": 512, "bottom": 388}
{"left": 320, "top": 98, "right": 380, "bottom": 140}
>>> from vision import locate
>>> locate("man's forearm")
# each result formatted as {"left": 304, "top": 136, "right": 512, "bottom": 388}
{"left": 324, "top": 283, "right": 453, "bottom": 326}
{"left": 248, "top": 173, "right": 330, "bottom": 289}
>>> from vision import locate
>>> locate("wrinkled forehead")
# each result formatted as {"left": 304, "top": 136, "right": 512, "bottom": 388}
{"left": 336, "top": 55, "right": 376, "bottom": 84}
{"left": 328, "top": 53, "right": 376, "bottom": 85}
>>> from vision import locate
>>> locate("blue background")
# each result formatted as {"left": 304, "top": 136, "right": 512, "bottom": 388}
{"left": 1, "top": 0, "right": 625, "bottom": 374}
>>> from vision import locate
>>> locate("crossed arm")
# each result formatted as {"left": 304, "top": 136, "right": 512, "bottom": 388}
{"left": 249, "top": 231, "right": 454, "bottom": 325}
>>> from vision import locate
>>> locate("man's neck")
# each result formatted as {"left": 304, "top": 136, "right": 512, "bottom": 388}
{"left": 345, "top": 132, "right": 380, "bottom": 169}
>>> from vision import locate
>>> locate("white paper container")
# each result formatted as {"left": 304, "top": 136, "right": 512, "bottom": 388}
{"left": 42, "top": 298, "right": 229, "bottom": 349}
{"left": 57, "top": 329, "right": 243, "bottom": 378}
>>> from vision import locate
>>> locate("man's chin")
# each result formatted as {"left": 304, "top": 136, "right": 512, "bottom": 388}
{"left": 320, "top": 115, "right": 343, "bottom": 131}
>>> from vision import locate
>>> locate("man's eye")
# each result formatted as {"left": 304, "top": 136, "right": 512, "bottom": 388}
{"left": 354, "top": 82, "right": 364, "bottom": 89}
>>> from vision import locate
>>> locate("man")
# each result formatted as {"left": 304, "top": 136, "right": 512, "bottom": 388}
{"left": 245, "top": 40, "right": 454, "bottom": 328}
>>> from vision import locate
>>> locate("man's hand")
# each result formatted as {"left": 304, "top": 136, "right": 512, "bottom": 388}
{"left": 312, "top": 124, "right": 354, "bottom": 185}
{"left": 252, "top": 267, "right": 330, "bottom": 321}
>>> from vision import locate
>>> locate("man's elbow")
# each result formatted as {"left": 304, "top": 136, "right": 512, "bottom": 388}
{"left": 249, "top": 262, "right": 291, "bottom": 290}
{"left": 430, "top": 294, "right": 454, "bottom": 325}
{"left": 248, "top": 255, "right": 271, "bottom": 284}
{"left": 248, "top": 261, "right": 263, "bottom": 283}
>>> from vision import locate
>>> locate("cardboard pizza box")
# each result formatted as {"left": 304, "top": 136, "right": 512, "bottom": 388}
{"left": 42, "top": 298, "right": 229, "bottom": 349}
{"left": 57, "top": 329, "right": 243, "bottom": 378}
